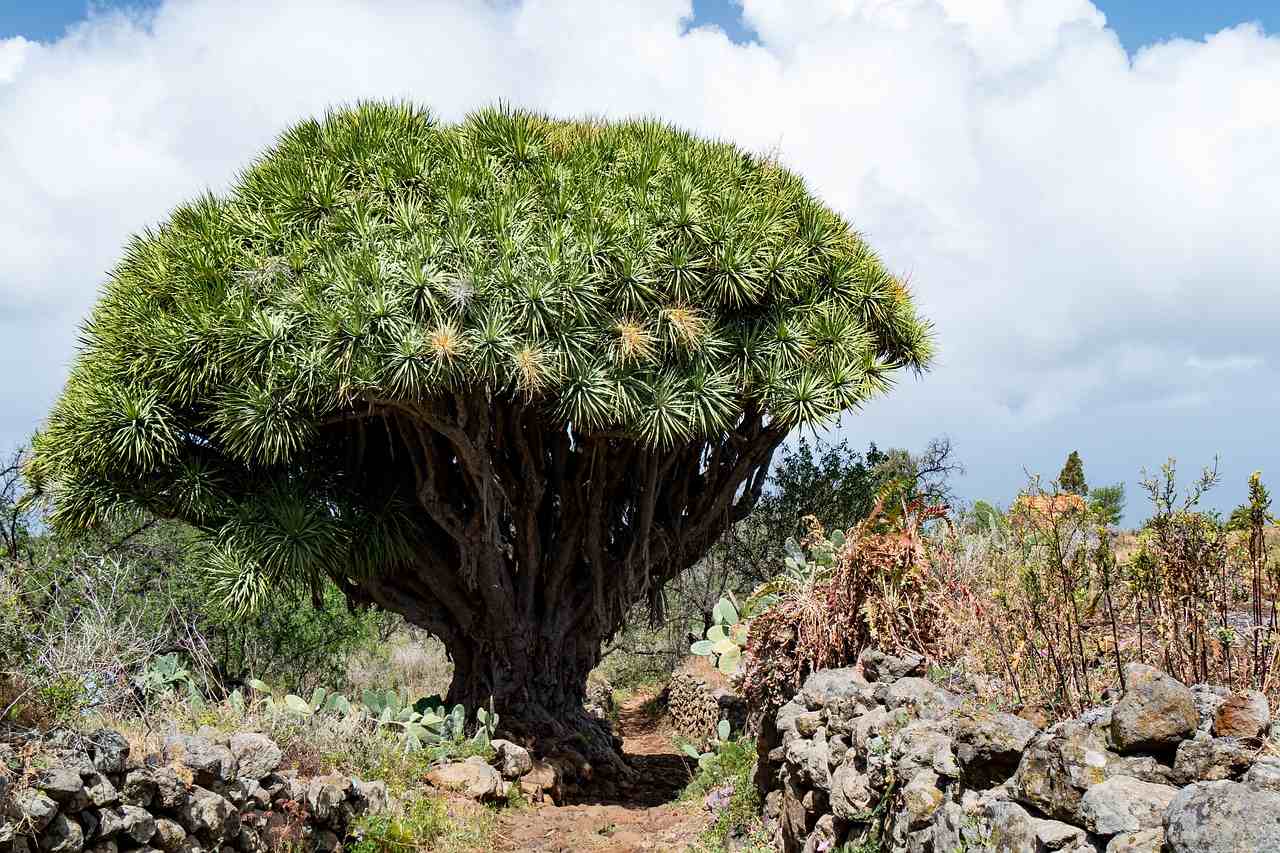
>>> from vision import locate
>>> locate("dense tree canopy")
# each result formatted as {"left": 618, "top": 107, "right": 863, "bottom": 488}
{"left": 30, "top": 102, "right": 931, "bottom": 741}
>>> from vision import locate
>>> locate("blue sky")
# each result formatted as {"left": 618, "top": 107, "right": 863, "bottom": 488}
{"left": 2, "top": 1, "right": 1278, "bottom": 524}
{"left": 5, "top": 0, "right": 1277, "bottom": 52}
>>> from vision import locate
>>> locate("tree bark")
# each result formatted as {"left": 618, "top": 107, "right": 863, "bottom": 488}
{"left": 333, "top": 393, "right": 787, "bottom": 766}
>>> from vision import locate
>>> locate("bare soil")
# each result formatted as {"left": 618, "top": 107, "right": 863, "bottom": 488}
{"left": 494, "top": 694, "right": 709, "bottom": 852}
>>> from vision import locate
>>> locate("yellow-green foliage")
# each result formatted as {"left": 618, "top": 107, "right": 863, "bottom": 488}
{"left": 30, "top": 100, "right": 931, "bottom": 606}
{"left": 351, "top": 794, "right": 497, "bottom": 853}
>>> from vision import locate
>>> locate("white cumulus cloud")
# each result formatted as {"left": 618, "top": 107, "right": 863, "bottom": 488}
{"left": 1, "top": 0, "right": 1277, "bottom": 515}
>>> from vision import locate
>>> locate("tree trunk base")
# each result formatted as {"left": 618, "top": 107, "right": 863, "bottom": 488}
{"left": 497, "top": 702, "right": 636, "bottom": 785}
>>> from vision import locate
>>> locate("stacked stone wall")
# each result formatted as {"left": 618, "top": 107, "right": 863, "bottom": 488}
{"left": 758, "top": 648, "right": 1280, "bottom": 853}
{"left": 1, "top": 729, "right": 385, "bottom": 853}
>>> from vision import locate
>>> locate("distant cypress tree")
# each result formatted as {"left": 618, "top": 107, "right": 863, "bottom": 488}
{"left": 1059, "top": 450, "right": 1088, "bottom": 496}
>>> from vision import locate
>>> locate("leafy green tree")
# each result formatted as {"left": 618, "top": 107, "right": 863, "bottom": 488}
{"left": 29, "top": 103, "right": 931, "bottom": 743}
{"left": 1058, "top": 450, "right": 1088, "bottom": 496}
{"left": 1089, "top": 483, "right": 1125, "bottom": 527}
{"left": 1, "top": 447, "right": 34, "bottom": 562}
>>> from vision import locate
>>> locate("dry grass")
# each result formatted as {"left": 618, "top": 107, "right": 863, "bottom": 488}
{"left": 346, "top": 627, "right": 453, "bottom": 700}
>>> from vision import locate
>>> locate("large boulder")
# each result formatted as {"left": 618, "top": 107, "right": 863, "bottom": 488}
{"left": 38, "top": 813, "right": 83, "bottom": 853}
{"left": 1163, "top": 780, "right": 1280, "bottom": 852}
{"left": 425, "top": 757, "right": 508, "bottom": 803}
{"left": 952, "top": 708, "right": 1039, "bottom": 789}
{"left": 1172, "top": 734, "right": 1253, "bottom": 783}
{"left": 227, "top": 734, "right": 281, "bottom": 780}
{"left": 161, "top": 736, "right": 236, "bottom": 786}
{"left": 1211, "top": 690, "right": 1270, "bottom": 740}
{"left": 1011, "top": 721, "right": 1112, "bottom": 823}
{"left": 1079, "top": 775, "right": 1176, "bottom": 835}
{"left": 37, "top": 768, "right": 88, "bottom": 811}
{"left": 86, "top": 731, "right": 130, "bottom": 775}
{"left": 490, "top": 740, "right": 533, "bottom": 781}
{"left": 9, "top": 789, "right": 59, "bottom": 832}
{"left": 858, "top": 648, "right": 926, "bottom": 683}
{"left": 1110, "top": 664, "right": 1197, "bottom": 753}
{"left": 177, "top": 787, "right": 238, "bottom": 843}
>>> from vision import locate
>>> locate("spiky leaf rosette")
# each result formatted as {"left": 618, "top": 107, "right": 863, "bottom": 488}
{"left": 31, "top": 103, "right": 930, "bottom": 716}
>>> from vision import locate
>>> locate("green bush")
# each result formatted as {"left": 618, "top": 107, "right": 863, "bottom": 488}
{"left": 681, "top": 737, "right": 761, "bottom": 851}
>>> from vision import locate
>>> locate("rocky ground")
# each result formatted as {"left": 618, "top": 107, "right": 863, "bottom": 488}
{"left": 494, "top": 693, "right": 709, "bottom": 852}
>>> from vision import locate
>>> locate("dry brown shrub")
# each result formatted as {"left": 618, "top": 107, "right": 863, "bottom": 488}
{"left": 741, "top": 501, "right": 949, "bottom": 712}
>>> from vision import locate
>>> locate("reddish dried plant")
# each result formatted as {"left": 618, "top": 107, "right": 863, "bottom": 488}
{"left": 740, "top": 499, "right": 949, "bottom": 711}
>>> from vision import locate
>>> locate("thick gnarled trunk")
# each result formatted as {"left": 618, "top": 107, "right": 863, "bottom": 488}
{"left": 335, "top": 393, "right": 786, "bottom": 760}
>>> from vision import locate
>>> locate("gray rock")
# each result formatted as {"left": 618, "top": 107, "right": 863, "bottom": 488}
{"left": 984, "top": 800, "right": 1089, "bottom": 852}
{"left": 1212, "top": 690, "right": 1270, "bottom": 740}
{"left": 84, "top": 843, "right": 117, "bottom": 853}
{"left": 37, "top": 768, "right": 87, "bottom": 809}
{"left": 1244, "top": 756, "right": 1280, "bottom": 791}
{"left": 829, "top": 762, "right": 874, "bottom": 820}
{"left": 490, "top": 740, "right": 533, "bottom": 781}
{"left": 350, "top": 778, "right": 388, "bottom": 814}
{"left": 801, "top": 813, "right": 838, "bottom": 853}
{"left": 38, "top": 813, "right": 83, "bottom": 853}
{"left": 116, "top": 806, "right": 155, "bottom": 845}
{"left": 898, "top": 769, "right": 944, "bottom": 831}
{"left": 426, "top": 758, "right": 508, "bottom": 802}
{"left": 1172, "top": 734, "right": 1252, "bottom": 783}
{"left": 1110, "top": 663, "right": 1197, "bottom": 753}
{"left": 94, "top": 804, "right": 155, "bottom": 844}
{"left": 847, "top": 705, "right": 892, "bottom": 754}
{"left": 1012, "top": 721, "right": 1113, "bottom": 823}
{"left": 793, "top": 712, "right": 823, "bottom": 739}
{"left": 776, "top": 701, "right": 810, "bottom": 749}
{"left": 953, "top": 708, "right": 1039, "bottom": 789}
{"left": 121, "top": 767, "right": 187, "bottom": 810}
{"left": 304, "top": 775, "right": 351, "bottom": 823}
{"left": 858, "top": 648, "right": 926, "bottom": 683}
{"left": 9, "top": 789, "right": 59, "bottom": 832}
{"left": 1189, "top": 685, "right": 1229, "bottom": 734}
{"left": 799, "top": 667, "right": 872, "bottom": 709}
{"left": 892, "top": 720, "right": 959, "bottom": 779}
{"left": 81, "top": 773, "right": 117, "bottom": 809}
{"left": 161, "top": 736, "right": 236, "bottom": 786}
{"left": 151, "top": 818, "right": 185, "bottom": 852}
{"left": 227, "top": 734, "right": 280, "bottom": 780}
{"left": 1164, "top": 780, "right": 1280, "bottom": 852}
{"left": 177, "top": 787, "right": 238, "bottom": 843}
{"left": 1106, "top": 753, "right": 1178, "bottom": 786}
{"left": 1105, "top": 829, "right": 1164, "bottom": 853}
{"left": 1079, "top": 775, "right": 1176, "bottom": 834}
{"left": 784, "top": 736, "right": 830, "bottom": 791}
{"left": 87, "top": 731, "right": 130, "bottom": 775}
{"left": 882, "top": 678, "right": 962, "bottom": 720}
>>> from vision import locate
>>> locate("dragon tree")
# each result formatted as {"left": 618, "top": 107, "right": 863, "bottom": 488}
{"left": 30, "top": 102, "right": 931, "bottom": 756}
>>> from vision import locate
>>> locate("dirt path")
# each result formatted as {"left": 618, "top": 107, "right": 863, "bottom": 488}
{"left": 493, "top": 695, "right": 709, "bottom": 852}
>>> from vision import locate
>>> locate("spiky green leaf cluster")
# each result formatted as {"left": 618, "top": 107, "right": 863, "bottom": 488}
{"left": 31, "top": 102, "right": 931, "bottom": 600}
